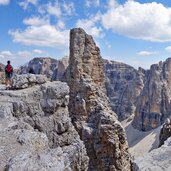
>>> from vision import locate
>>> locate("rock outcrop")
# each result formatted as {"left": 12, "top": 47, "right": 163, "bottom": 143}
{"left": 132, "top": 58, "right": 171, "bottom": 131}
{"left": 12, "top": 74, "right": 48, "bottom": 89}
{"left": 159, "top": 118, "right": 171, "bottom": 147}
{"left": 65, "top": 28, "right": 132, "bottom": 171}
{"left": 0, "top": 80, "right": 88, "bottom": 170}
{"left": 17, "top": 56, "right": 68, "bottom": 81}
{"left": 104, "top": 60, "right": 145, "bottom": 121}
{"left": 133, "top": 137, "right": 171, "bottom": 171}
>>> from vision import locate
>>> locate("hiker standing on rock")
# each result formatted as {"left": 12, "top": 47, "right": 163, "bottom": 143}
{"left": 5, "top": 60, "right": 13, "bottom": 89}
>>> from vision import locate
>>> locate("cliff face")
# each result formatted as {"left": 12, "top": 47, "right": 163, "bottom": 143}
{"left": 17, "top": 56, "right": 68, "bottom": 81}
{"left": 0, "top": 76, "right": 88, "bottom": 170}
{"left": 132, "top": 58, "right": 171, "bottom": 131}
{"left": 104, "top": 59, "right": 145, "bottom": 121}
{"left": 65, "top": 28, "right": 132, "bottom": 171}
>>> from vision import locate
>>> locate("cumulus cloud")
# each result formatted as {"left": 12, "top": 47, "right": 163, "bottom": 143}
{"left": 11, "top": 1, "right": 73, "bottom": 49}
{"left": 137, "top": 51, "right": 158, "bottom": 56}
{"left": 9, "top": 25, "right": 69, "bottom": 47}
{"left": 76, "top": 13, "right": 103, "bottom": 38}
{"left": 85, "top": 0, "right": 100, "bottom": 7}
{"left": 47, "top": 2, "right": 61, "bottom": 18}
{"left": 0, "top": 0, "right": 10, "bottom": 5}
{"left": 165, "top": 46, "right": 171, "bottom": 52}
{"left": 101, "top": 0, "right": 171, "bottom": 42}
{"left": 23, "top": 16, "right": 49, "bottom": 26}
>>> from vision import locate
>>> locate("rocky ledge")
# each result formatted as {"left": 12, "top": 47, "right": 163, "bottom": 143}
{"left": 0, "top": 77, "right": 88, "bottom": 170}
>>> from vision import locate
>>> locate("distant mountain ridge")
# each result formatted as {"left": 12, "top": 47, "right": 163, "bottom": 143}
{"left": 18, "top": 56, "right": 171, "bottom": 131}
{"left": 17, "top": 56, "right": 68, "bottom": 81}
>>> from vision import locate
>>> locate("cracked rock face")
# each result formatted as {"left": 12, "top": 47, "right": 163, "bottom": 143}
{"left": 104, "top": 59, "right": 145, "bottom": 121}
{"left": 65, "top": 28, "right": 132, "bottom": 171}
{"left": 0, "top": 81, "right": 88, "bottom": 171}
{"left": 133, "top": 58, "right": 171, "bottom": 131}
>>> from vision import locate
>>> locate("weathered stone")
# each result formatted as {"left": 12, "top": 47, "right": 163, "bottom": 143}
{"left": 159, "top": 118, "right": 171, "bottom": 147}
{"left": 0, "top": 81, "right": 89, "bottom": 171}
{"left": 65, "top": 28, "right": 132, "bottom": 171}
{"left": 134, "top": 137, "right": 171, "bottom": 171}
{"left": 12, "top": 74, "right": 48, "bottom": 89}
{"left": 132, "top": 58, "right": 171, "bottom": 131}
{"left": 104, "top": 59, "right": 146, "bottom": 121}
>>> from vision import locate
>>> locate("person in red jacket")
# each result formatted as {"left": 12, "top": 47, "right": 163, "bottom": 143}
{"left": 5, "top": 60, "right": 13, "bottom": 89}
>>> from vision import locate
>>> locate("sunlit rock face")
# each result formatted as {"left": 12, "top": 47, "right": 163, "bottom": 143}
{"left": 133, "top": 58, "right": 171, "bottom": 131}
{"left": 65, "top": 28, "right": 132, "bottom": 171}
{"left": 0, "top": 80, "right": 89, "bottom": 171}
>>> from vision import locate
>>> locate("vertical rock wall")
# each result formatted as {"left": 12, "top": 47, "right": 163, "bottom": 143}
{"left": 66, "top": 28, "right": 132, "bottom": 171}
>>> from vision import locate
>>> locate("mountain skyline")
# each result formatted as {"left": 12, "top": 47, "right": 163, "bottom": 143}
{"left": 1, "top": 0, "right": 171, "bottom": 68}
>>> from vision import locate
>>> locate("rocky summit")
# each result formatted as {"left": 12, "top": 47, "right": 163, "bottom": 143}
{"left": 0, "top": 75, "right": 88, "bottom": 170}
{"left": 65, "top": 28, "right": 132, "bottom": 171}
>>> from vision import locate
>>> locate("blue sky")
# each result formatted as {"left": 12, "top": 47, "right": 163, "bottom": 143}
{"left": 1, "top": 0, "right": 171, "bottom": 69}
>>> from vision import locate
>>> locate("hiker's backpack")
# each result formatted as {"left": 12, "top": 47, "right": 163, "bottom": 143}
{"left": 5, "top": 64, "right": 13, "bottom": 74}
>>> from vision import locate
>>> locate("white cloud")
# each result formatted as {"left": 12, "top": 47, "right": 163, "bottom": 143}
{"left": 76, "top": 13, "right": 103, "bottom": 38}
{"left": 101, "top": 0, "right": 171, "bottom": 42}
{"left": 1, "top": 51, "right": 13, "bottom": 56}
{"left": 32, "top": 49, "right": 44, "bottom": 54}
{"left": 137, "top": 51, "right": 158, "bottom": 56}
{"left": 85, "top": 0, "right": 100, "bottom": 7}
{"left": 0, "top": 0, "right": 10, "bottom": 5}
{"left": 9, "top": 25, "right": 69, "bottom": 47}
{"left": 23, "top": 16, "right": 49, "bottom": 26}
{"left": 19, "top": 0, "right": 38, "bottom": 10}
{"left": 63, "top": 1, "right": 75, "bottom": 15}
{"left": 165, "top": 46, "right": 171, "bottom": 52}
{"left": 56, "top": 20, "right": 65, "bottom": 29}
{"left": 47, "top": 2, "right": 61, "bottom": 18}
